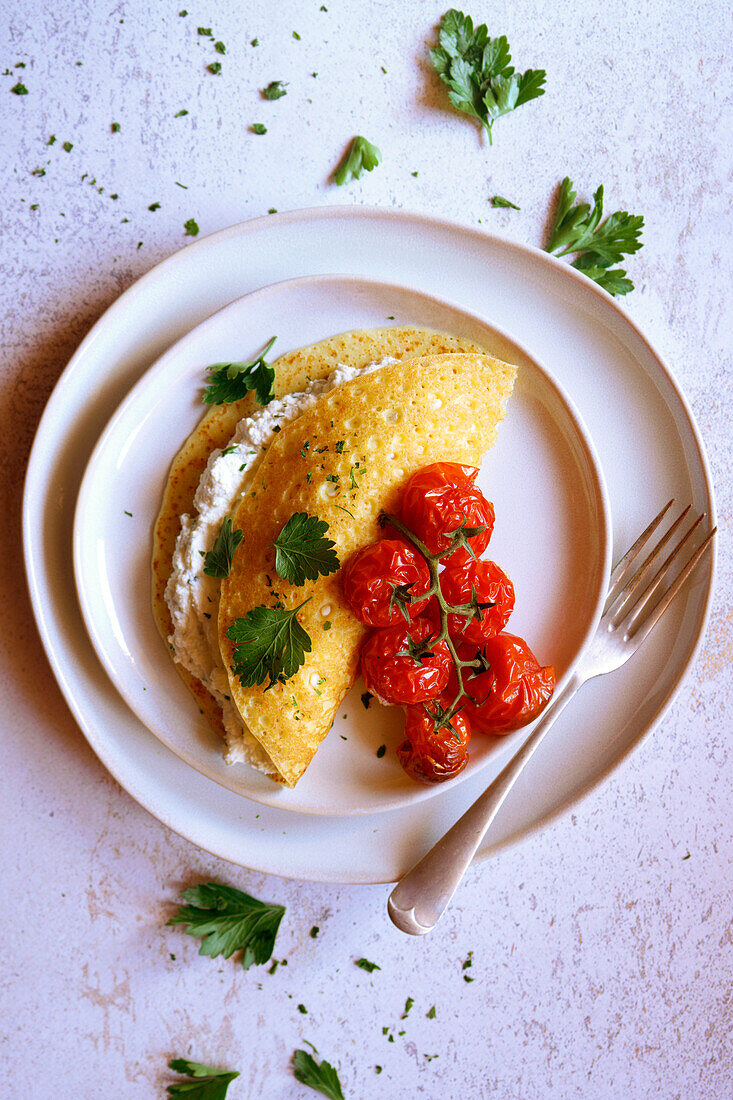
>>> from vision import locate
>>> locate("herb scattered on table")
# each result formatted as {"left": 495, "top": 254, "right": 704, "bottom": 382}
{"left": 167, "top": 882, "right": 285, "bottom": 968}
{"left": 203, "top": 336, "right": 277, "bottom": 406}
{"left": 273, "top": 513, "right": 340, "bottom": 586}
{"left": 545, "top": 176, "right": 644, "bottom": 296}
{"left": 293, "top": 1048, "right": 345, "bottom": 1100}
{"left": 203, "top": 516, "right": 244, "bottom": 578}
{"left": 430, "top": 9, "right": 546, "bottom": 145}
{"left": 184, "top": 217, "right": 199, "bottom": 236}
{"left": 355, "top": 957, "right": 381, "bottom": 972}
{"left": 333, "top": 136, "right": 381, "bottom": 185}
{"left": 228, "top": 601, "right": 312, "bottom": 688}
{"left": 167, "top": 1059, "right": 239, "bottom": 1099}
{"left": 491, "top": 195, "right": 519, "bottom": 209}
{"left": 262, "top": 80, "right": 287, "bottom": 100}
{"left": 252, "top": 123, "right": 267, "bottom": 134}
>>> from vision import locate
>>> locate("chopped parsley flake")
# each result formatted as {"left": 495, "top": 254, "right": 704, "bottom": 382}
{"left": 322, "top": 621, "right": 331, "bottom": 631}
{"left": 292, "top": 30, "right": 301, "bottom": 39}
{"left": 197, "top": 26, "right": 213, "bottom": 36}
{"left": 297, "top": 1003, "right": 308, "bottom": 1014}
{"left": 310, "top": 926, "right": 319, "bottom": 938}
{"left": 427, "top": 1005, "right": 436, "bottom": 1018}
{"left": 251, "top": 38, "right": 259, "bottom": 46}
{"left": 401, "top": 997, "right": 414, "bottom": 1017}
{"left": 491, "top": 195, "right": 520, "bottom": 209}
{"left": 111, "top": 121, "right": 121, "bottom": 132}
{"left": 47, "top": 134, "right": 56, "bottom": 145}
{"left": 355, "top": 957, "right": 381, "bottom": 972}
{"left": 62, "top": 141, "right": 73, "bottom": 152}
{"left": 148, "top": 202, "right": 161, "bottom": 211}
{"left": 252, "top": 123, "right": 267, "bottom": 134}
{"left": 208, "top": 61, "right": 222, "bottom": 75}
{"left": 10, "top": 82, "right": 28, "bottom": 95}
{"left": 174, "top": 109, "right": 189, "bottom": 117}
{"left": 262, "top": 80, "right": 287, "bottom": 100}
{"left": 215, "top": 40, "right": 226, "bottom": 54}
{"left": 184, "top": 218, "right": 199, "bottom": 236}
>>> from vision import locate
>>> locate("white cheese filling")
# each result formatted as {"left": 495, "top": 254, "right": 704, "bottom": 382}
{"left": 165, "top": 356, "right": 398, "bottom": 767}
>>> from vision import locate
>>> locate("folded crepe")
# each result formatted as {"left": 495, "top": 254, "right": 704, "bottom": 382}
{"left": 218, "top": 351, "right": 517, "bottom": 787}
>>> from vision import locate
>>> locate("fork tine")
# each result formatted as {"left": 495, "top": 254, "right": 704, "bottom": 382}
{"left": 607, "top": 505, "right": 691, "bottom": 623}
{"left": 620, "top": 513, "right": 705, "bottom": 633}
{"left": 626, "top": 527, "right": 716, "bottom": 644}
{"left": 605, "top": 499, "right": 675, "bottom": 608}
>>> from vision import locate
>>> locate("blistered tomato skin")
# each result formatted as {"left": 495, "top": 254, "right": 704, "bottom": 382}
{"left": 462, "top": 632, "right": 555, "bottom": 734}
{"left": 441, "top": 558, "right": 515, "bottom": 644}
{"left": 359, "top": 617, "right": 452, "bottom": 705}
{"left": 400, "top": 462, "right": 495, "bottom": 566}
{"left": 397, "top": 700, "right": 471, "bottom": 783}
{"left": 341, "top": 539, "right": 431, "bottom": 627}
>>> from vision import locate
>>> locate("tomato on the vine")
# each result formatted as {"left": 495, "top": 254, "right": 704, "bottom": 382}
{"left": 397, "top": 697, "right": 471, "bottom": 784}
{"left": 400, "top": 462, "right": 494, "bottom": 565}
{"left": 462, "top": 632, "right": 555, "bottom": 735}
{"left": 359, "top": 617, "right": 451, "bottom": 705}
{"left": 341, "top": 539, "right": 431, "bottom": 627}
{"left": 440, "top": 558, "right": 515, "bottom": 644}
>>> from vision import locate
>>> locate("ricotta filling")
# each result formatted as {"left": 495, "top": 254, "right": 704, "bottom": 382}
{"left": 165, "top": 356, "right": 399, "bottom": 766}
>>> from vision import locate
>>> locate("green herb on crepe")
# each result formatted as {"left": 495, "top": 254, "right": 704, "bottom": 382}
{"left": 355, "top": 957, "right": 381, "bottom": 972}
{"left": 252, "top": 123, "right": 267, "bottom": 134}
{"left": 293, "top": 1048, "right": 345, "bottom": 1100}
{"left": 184, "top": 218, "right": 199, "bottom": 236}
{"left": 262, "top": 80, "right": 287, "bottom": 99}
{"left": 334, "top": 136, "right": 381, "bottom": 185}
{"left": 273, "top": 513, "right": 340, "bottom": 586}
{"left": 430, "top": 9, "right": 545, "bottom": 145}
{"left": 203, "top": 336, "right": 277, "bottom": 406}
{"left": 167, "top": 882, "right": 285, "bottom": 968}
{"left": 228, "top": 601, "right": 312, "bottom": 688}
{"left": 203, "top": 516, "right": 243, "bottom": 578}
{"left": 490, "top": 195, "right": 519, "bottom": 209}
{"left": 545, "top": 176, "right": 644, "bottom": 296}
{"left": 167, "top": 1059, "right": 239, "bottom": 1099}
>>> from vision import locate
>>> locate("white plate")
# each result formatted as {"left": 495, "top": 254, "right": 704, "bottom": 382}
{"left": 73, "top": 274, "right": 611, "bottom": 816}
{"left": 23, "top": 207, "right": 716, "bottom": 882}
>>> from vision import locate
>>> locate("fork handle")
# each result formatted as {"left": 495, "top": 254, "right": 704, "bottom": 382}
{"left": 388, "top": 672, "right": 583, "bottom": 935}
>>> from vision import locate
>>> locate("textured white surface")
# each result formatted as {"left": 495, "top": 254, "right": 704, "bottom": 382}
{"left": 3, "top": 2, "right": 732, "bottom": 1098}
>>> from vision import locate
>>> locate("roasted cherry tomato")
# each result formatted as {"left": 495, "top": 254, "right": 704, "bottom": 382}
{"left": 341, "top": 539, "right": 431, "bottom": 627}
{"left": 440, "top": 558, "right": 515, "bottom": 644}
{"left": 400, "top": 462, "right": 495, "bottom": 566}
{"left": 462, "top": 632, "right": 555, "bottom": 735}
{"left": 360, "top": 617, "right": 451, "bottom": 705}
{"left": 397, "top": 697, "right": 471, "bottom": 784}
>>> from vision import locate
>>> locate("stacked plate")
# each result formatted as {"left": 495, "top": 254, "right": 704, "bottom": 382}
{"left": 23, "top": 207, "right": 715, "bottom": 883}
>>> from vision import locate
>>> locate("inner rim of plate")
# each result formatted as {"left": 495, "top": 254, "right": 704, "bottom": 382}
{"left": 73, "top": 272, "right": 611, "bottom": 817}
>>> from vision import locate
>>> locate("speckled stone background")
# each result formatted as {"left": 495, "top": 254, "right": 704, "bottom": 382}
{"left": 2, "top": 2, "right": 731, "bottom": 1097}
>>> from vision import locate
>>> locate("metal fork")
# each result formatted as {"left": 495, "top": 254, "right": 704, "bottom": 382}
{"left": 388, "top": 501, "right": 716, "bottom": 935}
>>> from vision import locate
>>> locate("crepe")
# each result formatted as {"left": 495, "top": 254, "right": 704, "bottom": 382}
{"left": 152, "top": 326, "right": 488, "bottom": 759}
{"left": 218, "top": 352, "right": 517, "bottom": 787}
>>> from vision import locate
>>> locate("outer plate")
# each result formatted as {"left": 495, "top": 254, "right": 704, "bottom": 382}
{"left": 23, "top": 207, "right": 715, "bottom": 882}
{"left": 72, "top": 274, "right": 610, "bottom": 816}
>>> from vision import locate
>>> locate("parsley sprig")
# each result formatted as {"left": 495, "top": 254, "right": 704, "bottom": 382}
{"left": 167, "top": 882, "right": 285, "bottom": 968}
{"left": 545, "top": 177, "right": 644, "bottom": 296}
{"left": 203, "top": 516, "right": 243, "bottom": 578}
{"left": 273, "top": 513, "right": 340, "bottom": 586}
{"left": 430, "top": 9, "right": 546, "bottom": 145}
{"left": 293, "top": 1048, "right": 345, "bottom": 1100}
{"left": 167, "top": 1059, "right": 239, "bottom": 1099}
{"left": 203, "top": 336, "right": 277, "bottom": 406}
{"left": 334, "top": 136, "right": 382, "bottom": 185}
{"left": 227, "top": 600, "right": 312, "bottom": 689}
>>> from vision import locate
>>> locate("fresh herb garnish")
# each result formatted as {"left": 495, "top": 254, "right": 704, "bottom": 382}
{"left": 214, "top": 40, "right": 226, "bottom": 54}
{"left": 545, "top": 176, "right": 644, "bottom": 296}
{"left": 273, "top": 513, "right": 340, "bottom": 586}
{"left": 401, "top": 996, "right": 414, "bottom": 1017}
{"left": 430, "top": 9, "right": 546, "bottom": 145}
{"left": 167, "top": 882, "right": 285, "bottom": 968}
{"left": 184, "top": 217, "right": 199, "bottom": 236}
{"left": 148, "top": 201, "right": 161, "bottom": 211}
{"left": 427, "top": 1005, "right": 437, "bottom": 1018}
{"left": 174, "top": 108, "right": 189, "bottom": 116}
{"left": 167, "top": 1059, "right": 239, "bottom": 1099}
{"left": 10, "top": 82, "right": 28, "bottom": 95}
{"left": 298, "top": 1003, "right": 308, "bottom": 1014}
{"left": 111, "top": 121, "right": 121, "bottom": 132}
{"left": 252, "top": 123, "right": 267, "bottom": 134}
{"left": 491, "top": 195, "right": 519, "bottom": 209}
{"left": 293, "top": 30, "right": 301, "bottom": 40}
{"left": 203, "top": 336, "right": 277, "bottom": 406}
{"left": 203, "top": 516, "right": 243, "bottom": 578}
{"left": 197, "top": 26, "right": 213, "bottom": 36}
{"left": 334, "top": 135, "right": 381, "bottom": 185}
{"left": 262, "top": 80, "right": 287, "bottom": 99}
{"left": 228, "top": 600, "right": 312, "bottom": 688}
{"left": 208, "top": 62, "right": 222, "bottom": 75}
{"left": 47, "top": 134, "right": 56, "bottom": 144}
{"left": 355, "top": 957, "right": 381, "bottom": 972}
{"left": 293, "top": 1048, "right": 345, "bottom": 1100}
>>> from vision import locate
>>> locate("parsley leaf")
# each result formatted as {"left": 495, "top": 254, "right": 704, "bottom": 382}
{"left": 293, "top": 1049, "right": 344, "bottom": 1100}
{"left": 167, "top": 882, "right": 285, "bottom": 968}
{"left": 273, "top": 513, "right": 340, "bottom": 586}
{"left": 10, "top": 82, "right": 28, "bottom": 95}
{"left": 490, "top": 195, "right": 519, "bottom": 209}
{"left": 355, "top": 957, "right": 381, "bottom": 972}
{"left": 251, "top": 123, "right": 267, "bottom": 134}
{"left": 430, "top": 9, "right": 546, "bottom": 145}
{"left": 184, "top": 217, "right": 199, "bottom": 236}
{"left": 334, "top": 135, "right": 382, "bottom": 185}
{"left": 262, "top": 80, "right": 287, "bottom": 99}
{"left": 167, "top": 1059, "right": 239, "bottom": 1099}
{"left": 203, "top": 336, "right": 277, "bottom": 406}
{"left": 227, "top": 600, "right": 311, "bottom": 688}
{"left": 203, "top": 516, "right": 243, "bottom": 578}
{"left": 545, "top": 176, "right": 644, "bottom": 296}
